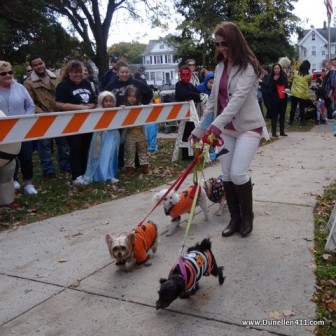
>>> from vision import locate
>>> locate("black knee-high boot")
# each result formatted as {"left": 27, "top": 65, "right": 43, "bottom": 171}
{"left": 234, "top": 179, "right": 254, "bottom": 237}
{"left": 222, "top": 181, "right": 241, "bottom": 237}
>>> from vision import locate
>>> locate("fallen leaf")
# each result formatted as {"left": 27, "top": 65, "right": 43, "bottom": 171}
{"left": 322, "top": 253, "right": 332, "bottom": 261}
{"left": 302, "top": 237, "right": 313, "bottom": 241}
{"left": 306, "top": 262, "right": 316, "bottom": 269}
{"left": 310, "top": 294, "right": 318, "bottom": 302}
{"left": 269, "top": 311, "right": 282, "bottom": 319}
{"left": 36, "top": 274, "right": 48, "bottom": 278}
{"left": 325, "top": 300, "right": 336, "bottom": 312}
{"left": 325, "top": 279, "right": 336, "bottom": 287}
{"left": 69, "top": 279, "right": 81, "bottom": 288}
{"left": 283, "top": 309, "right": 295, "bottom": 317}
{"left": 58, "top": 258, "right": 67, "bottom": 263}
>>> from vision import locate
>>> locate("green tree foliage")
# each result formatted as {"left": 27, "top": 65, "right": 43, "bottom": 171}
{"left": 174, "top": 0, "right": 302, "bottom": 66}
{"left": 0, "top": 0, "right": 88, "bottom": 67}
{"left": 108, "top": 42, "right": 147, "bottom": 64}
{"left": 45, "top": 0, "right": 169, "bottom": 78}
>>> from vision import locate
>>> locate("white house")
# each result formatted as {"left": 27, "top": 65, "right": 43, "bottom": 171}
{"left": 141, "top": 40, "right": 179, "bottom": 87}
{"left": 298, "top": 22, "right": 336, "bottom": 70}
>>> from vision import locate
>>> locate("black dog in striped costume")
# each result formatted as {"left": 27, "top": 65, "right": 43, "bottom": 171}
{"left": 156, "top": 238, "right": 225, "bottom": 309}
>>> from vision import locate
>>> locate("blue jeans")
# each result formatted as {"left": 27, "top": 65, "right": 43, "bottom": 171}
{"left": 38, "top": 137, "right": 70, "bottom": 175}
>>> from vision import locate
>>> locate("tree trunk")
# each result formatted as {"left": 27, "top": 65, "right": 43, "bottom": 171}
{"left": 95, "top": 40, "right": 109, "bottom": 80}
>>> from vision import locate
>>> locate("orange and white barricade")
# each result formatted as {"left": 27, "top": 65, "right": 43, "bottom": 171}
{"left": 0, "top": 102, "right": 197, "bottom": 146}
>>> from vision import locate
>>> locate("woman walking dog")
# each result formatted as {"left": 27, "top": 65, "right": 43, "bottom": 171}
{"left": 191, "top": 21, "right": 268, "bottom": 238}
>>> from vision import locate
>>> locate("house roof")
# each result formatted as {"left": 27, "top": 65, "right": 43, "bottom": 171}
{"left": 141, "top": 40, "right": 177, "bottom": 56}
{"left": 300, "top": 27, "right": 336, "bottom": 44}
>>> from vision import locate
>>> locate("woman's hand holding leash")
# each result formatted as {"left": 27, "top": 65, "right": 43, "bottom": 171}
{"left": 202, "top": 126, "right": 223, "bottom": 147}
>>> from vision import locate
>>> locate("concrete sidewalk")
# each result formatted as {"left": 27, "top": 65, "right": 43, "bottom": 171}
{"left": 0, "top": 124, "right": 334, "bottom": 336}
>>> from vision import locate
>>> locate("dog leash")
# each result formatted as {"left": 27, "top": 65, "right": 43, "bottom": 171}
{"left": 137, "top": 145, "right": 205, "bottom": 227}
{"left": 178, "top": 181, "right": 201, "bottom": 255}
{"left": 177, "top": 134, "right": 225, "bottom": 255}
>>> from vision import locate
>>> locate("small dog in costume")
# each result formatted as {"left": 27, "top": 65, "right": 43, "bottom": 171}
{"left": 156, "top": 238, "right": 225, "bottom": 309}
{"left": 154, "top": 186, "right": 208, "bottom": 236}
{"left": 105, "top": 221, "right": 158, "bottom": 270}
{"left": 204, "top": 175, "right": 226, "bottom": 216}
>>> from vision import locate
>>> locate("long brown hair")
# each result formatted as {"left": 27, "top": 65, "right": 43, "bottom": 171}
{"left": 214, "top": 22, "right": 263, "bottom": 77}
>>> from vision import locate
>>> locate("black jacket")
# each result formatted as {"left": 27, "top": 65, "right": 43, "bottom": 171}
{"left": 105, "top": 77, "right": 153, "bottom": 106}
{"left": 175, "top": 81, "right": 201, "bottom": 103}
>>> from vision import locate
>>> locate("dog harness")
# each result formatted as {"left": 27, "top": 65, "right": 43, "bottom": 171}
{"left": 168, "top": 187, "right": 195, "bottom": 219}
{"left": 171, "top": 249, "right": 213, "bottom": 292}
{"left": 206, "top": 175, "right": 225, "bottom": 203}
{"left": 132, "top": 221, "right": 157, "bottom": 264}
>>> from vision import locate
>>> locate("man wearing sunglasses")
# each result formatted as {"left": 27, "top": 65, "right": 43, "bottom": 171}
{"left": 24, "top": 56, "right": 70, "bottom": 178}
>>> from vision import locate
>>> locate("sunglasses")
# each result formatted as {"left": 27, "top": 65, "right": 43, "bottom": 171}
{"left": 215, "top": 41, "right": 229, "bottom": 48}
{"left": 0, "top": 71, "right": 13, "bottom": 77}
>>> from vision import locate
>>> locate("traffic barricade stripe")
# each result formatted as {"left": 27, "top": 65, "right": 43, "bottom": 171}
{"left": 63, "top": 113, "right": 89, "bottom": 134}
{"left": 0, "top": 102, "right": 196, "bottom": 144}
{"left": 94, "top": 110, "right": 118, "bottom": 130}
{"left": 0, "top": 118, "right": 18, "bottom": 142}
{"left": 168, "top": 104, "right": 183, "bottom": 120}
{"left": 146, "top": 105, "right": 164, "bottom": 123}
{"left": 122, "top": 107, "right": 142, "bottom": 126}
{"left": 25, "top": 115, "right": 57, "bottom": 139}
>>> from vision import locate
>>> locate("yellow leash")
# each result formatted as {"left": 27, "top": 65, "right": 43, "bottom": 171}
{"left": 179, "top": 142, "right": 209, "bottom": 256}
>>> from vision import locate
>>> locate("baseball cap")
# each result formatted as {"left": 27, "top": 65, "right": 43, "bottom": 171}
{"left": 111, "top": 55, "right": 120, "bottom": 63}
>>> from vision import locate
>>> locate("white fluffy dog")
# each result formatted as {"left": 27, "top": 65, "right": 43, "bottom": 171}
{"left": 154, "top": 186, "right": 209, "bottom": 236}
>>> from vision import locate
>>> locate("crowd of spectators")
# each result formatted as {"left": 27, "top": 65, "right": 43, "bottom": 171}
{"left": 0, "top": 51, "right": 334, "bottom": 208}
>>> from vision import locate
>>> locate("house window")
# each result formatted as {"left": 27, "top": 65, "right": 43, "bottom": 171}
{"left": 312, "top": 32, "right": 315, "bottom": 41}
{"left": 312, "top": 46, "right": 316, "bottom": 56}
{"left": 155, "top": 56, "right": 162, "bottom": 64}
{"left": 322, "top": 50, "right": 326, "bottom": 55}
{"left": 159, "top": 44, "right": 164, "bottom": 49}
{"left": 165, "top": 55, "right": 172, "bottom": 63}
{"left": 150, "top": 72, "right": 155, "bottom": 80}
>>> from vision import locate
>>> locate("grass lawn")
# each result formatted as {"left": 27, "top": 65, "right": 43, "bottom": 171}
{"left": 0, "top": 138, "right": 190, "bottom": 229}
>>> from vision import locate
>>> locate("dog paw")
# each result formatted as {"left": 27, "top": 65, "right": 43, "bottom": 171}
{"left": 144, "top": 261, "right": 152, "bottom": 267}
{"left": 215, "top": 211, "right": 222, "bottom": 216}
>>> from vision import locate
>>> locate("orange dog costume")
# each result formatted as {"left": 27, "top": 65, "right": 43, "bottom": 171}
{"left": 132, "top": 221, "right": 158, "bottom": 264}
{"left": 168, "top": 187, "right": 195, "bottom": 219}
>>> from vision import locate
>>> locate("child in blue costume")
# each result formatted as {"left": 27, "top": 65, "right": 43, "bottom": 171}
{"left": 84, "top": 91, "right": 120, "bottom": 183}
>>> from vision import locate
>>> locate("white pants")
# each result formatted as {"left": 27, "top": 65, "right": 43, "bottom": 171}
{"left": 218, "top": 131, "right": 261, "bottom": 185}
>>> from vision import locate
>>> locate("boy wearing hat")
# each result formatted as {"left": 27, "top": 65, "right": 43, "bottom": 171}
{"left": 100, "top": 55, "right": 120, "bottom": 90}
